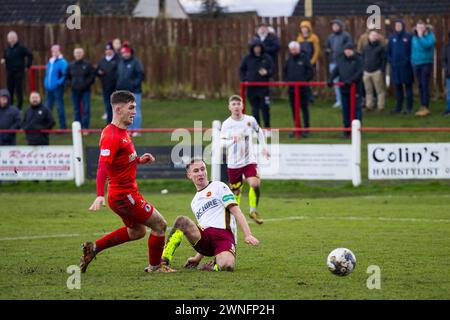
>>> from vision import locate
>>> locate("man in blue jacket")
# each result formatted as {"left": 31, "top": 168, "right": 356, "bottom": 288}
{"left": 0, "top": 89, "right": 20, "bottom": 146}
{"left": 387, "top": 19, "right": 414, "bottom": 115}
{"left": 411, "top": 21, "right": 435, "bottom": 117}
{"left": 44, "top": 44, "right": 68, "bottom": 129}
{"left": 116, "top": 44, "right": 144, "bottom": 136}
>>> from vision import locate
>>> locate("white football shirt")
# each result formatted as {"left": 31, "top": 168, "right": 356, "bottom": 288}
{"left": 220, "top": 114, "right": 267, "bottom": 169}
{"left": 191, "top": 181, "right": 238, "bottom": 242}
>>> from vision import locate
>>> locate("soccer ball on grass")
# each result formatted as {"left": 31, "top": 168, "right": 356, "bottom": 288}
{"left": 327, "top": 248, "right": 356, "bottom": 276}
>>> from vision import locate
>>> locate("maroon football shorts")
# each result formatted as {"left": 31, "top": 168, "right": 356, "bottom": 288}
{"left": 227, "top": 163, "right": 259, "bottom": 186}
{"left": 193, "top": 226, "right": 236, "bottom": 257}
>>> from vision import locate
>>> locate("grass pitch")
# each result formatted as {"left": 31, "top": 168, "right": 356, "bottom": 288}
{"left": 1, "top": 188, "right": 449, "bottom": 300}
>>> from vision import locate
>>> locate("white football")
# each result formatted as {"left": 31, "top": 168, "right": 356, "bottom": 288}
{"left": 327, "top": 248, "right": 356, "bottom": 276}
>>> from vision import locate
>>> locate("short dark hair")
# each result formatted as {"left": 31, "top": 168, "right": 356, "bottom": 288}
{"left": 186, "top": 157, "right": 205, "bottom": 171}
{"left": 110, "top": 90, "right": 135, "bottom": 106}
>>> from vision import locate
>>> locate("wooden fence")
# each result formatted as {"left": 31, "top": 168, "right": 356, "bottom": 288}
{"left": 1, "top": 15, "right": 449, "bottom": 98}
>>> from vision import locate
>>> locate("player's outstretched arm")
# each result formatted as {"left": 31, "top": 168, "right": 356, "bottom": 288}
{"left": 229, "top": 205, "right": 260, "bottom": 246}
{"left": 89, "top": 162, "right": 109, "bottom": 211}
{"left": 138, "top": 153, "right": 155, "bottom": 165}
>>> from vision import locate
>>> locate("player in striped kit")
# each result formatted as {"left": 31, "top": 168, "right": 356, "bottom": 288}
{"left": 220, "top": 95, "right": 270, "bottom": 224}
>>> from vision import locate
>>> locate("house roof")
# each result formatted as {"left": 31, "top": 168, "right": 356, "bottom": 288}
{"left": 0, "top": 0, "right": 141, "bottom": 24}
{"left": 292, "top": 0, "right": 450, "bottom": 16}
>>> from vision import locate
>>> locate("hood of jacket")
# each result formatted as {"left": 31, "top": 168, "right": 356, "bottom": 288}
{"left": 0, "top": 89, "right": 10, "bottom": 105}
{"left": 248, "top": 39, "right": 265, "bottom": 56}
{"left": 300, "top": 20, "right": 313, "bottom": 33}
{"left": 331, "top": 19, "right": 345, "bottom": 33}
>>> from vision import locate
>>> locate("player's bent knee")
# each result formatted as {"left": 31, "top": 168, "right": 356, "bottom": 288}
{"left": 218, "top": 261, "right": 235, "bottom": 272}
{"left": 174, "top": 215, "right": 190, "bottom": 230}
{"left": 128, "top": 226, "right": 147, "bottom": 240}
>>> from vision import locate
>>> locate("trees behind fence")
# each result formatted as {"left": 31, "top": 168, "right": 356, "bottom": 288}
{"left": 0, "top": 15, "right": 449, "bottom": 98}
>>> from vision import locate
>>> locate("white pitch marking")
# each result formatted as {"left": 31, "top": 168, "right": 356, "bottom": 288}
{"left": 1, "top": 215, "right": 449, "bottom": 241}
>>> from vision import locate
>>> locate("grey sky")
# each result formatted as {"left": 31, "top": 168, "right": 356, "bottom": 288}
{"left": 179, "top": 0, "right": 298, "bottom": 16}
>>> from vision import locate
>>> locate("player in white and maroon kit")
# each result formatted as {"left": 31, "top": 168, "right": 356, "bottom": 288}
{"left": 220, "top": 95, "right": 270, "bottom": 224}
{"left": 160, "top": 158, "right": 259, "bottom": 271}
{"left": 80, "top": 90, "right": 174, "bottom": 273}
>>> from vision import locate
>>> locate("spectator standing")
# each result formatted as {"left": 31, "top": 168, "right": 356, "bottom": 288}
{"left": 1, "top": 31, "right": 33, "bottom": 110}
{"left": 0, "top": 89, "right": 20, "bottom": 146}
{"left": 96, "top": 42, "right": 119, "bottom": 124}
{"left": 112, "top": 38, "right": 122, "bottom": 55}
{"left": 328, "top": 43, "right": 363, "bottom": 137}
{"left": 357, "top": 28, "right": 386, "bottom": 53}
{"left": 255, "top": 23, "right": 280, "bottom": 78}
{"left": 296, "top": 20, "right": 321, "bottom": 104}
{"left": 66, "top": 48, "right": 96, "bottom": 130}
{"left": 325, "top": 20, "right": 353, "bottom": 108}
{"left": 22, "top": 91, "right": 55, "bottom": 146}
{"left": 387, "top": 19, "right": 414, "bottom": 115}
{"left": 239, "top": 39, "right": 274, "bottom": 129}
{"left": 411, "top": 21, "right": 436, "bottom": 117}
{"left": 44, "top": 44, "right": 68, "bottom": 129}
{"left": 362, "top": 30, "right": 386, "bottom": 112}
{"left": 283, "top": 41, "right": 314, "bottom": 138}
{"left": 116, "top": 44, "right": 144, "bottom": 136}
{"left": 442, "top": 31, "right": 450, "bottom": 117}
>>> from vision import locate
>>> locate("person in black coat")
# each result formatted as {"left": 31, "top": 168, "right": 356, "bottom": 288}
{"left": 22, "top": 91, "right": 55, "bottom": 146}
{"left": 96, "top": 42, "right": 119, "bottom": 124}
{"left": 328, "top": 43, "right": 363, "bottom": 136}
{"left": 255, "top": 23, "right": 280, "bottom": 78}
{"left": 239, "top": 39, "right": 274, "bottom": 128}
{"left": 0, "top": 88, "right": 20, "bottom": 146}
{"left": 66, "top": 48, "right": 96, "bottom": 129}
{"left": 1, "top": 31, "right": 33, "bottom": 110}
{"left": 283, "top": 41, "right": 314, "bottom": 137}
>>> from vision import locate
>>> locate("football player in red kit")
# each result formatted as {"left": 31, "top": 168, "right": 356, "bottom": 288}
{"left": 81, "top": 90, "right": 175, "bottom": 273}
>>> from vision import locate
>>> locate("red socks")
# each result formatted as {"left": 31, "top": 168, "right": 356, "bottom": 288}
{"left": 94, "top": 228, "right": 165, "bottom": 267}
{"left": 148, "top": 234, "right": 165, "bottom": 266}
{"left": 95, "top": 226, "right": 130, "bottom": 253}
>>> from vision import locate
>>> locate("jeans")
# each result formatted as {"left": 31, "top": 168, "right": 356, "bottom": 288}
{"left": 394, "top": 83, "right": 413, "bottom": 112}
{"left": 46, "top": 86, "right": 66, "bottom": 129}
{"left": 413, "top": 63, "right": 433, "bottom": 108}
{"left": 102, "top": 89, "right": 114, "bottom": 124}
{"left": 329, "top": 63, "right": 342, "bottom": 105}
{"left": 71, "top": 90, "right": 91, "bottom": 129}
{"left": 446, "top": 78, "right": 450, "bottom": 112}
{"left": 128, "top": 93, "right": 142, "bottom": 129}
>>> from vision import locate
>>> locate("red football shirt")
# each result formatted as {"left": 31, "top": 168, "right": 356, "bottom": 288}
{"left": 98, "top": 124, "right": 138, "bottom": 197}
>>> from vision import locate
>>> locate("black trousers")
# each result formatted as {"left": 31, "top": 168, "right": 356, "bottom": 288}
{"left": 7, "top": 71, "right": 24, "bottom": 110}
{"left": 288, "top": 89, "right": 309, "bottom": 128}
{"left": 248, "top": 93, "right": 270, "bottom": 128}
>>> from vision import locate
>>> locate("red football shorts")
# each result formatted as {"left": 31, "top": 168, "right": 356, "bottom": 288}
{"left": 193, "top": 226, "right": 236, "bottom": 257}
{"left": 227, "top": 163, "right": 259, "bottom": 186}
{"left": 108, "top": 192, "right": 154, "bottom": 228}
